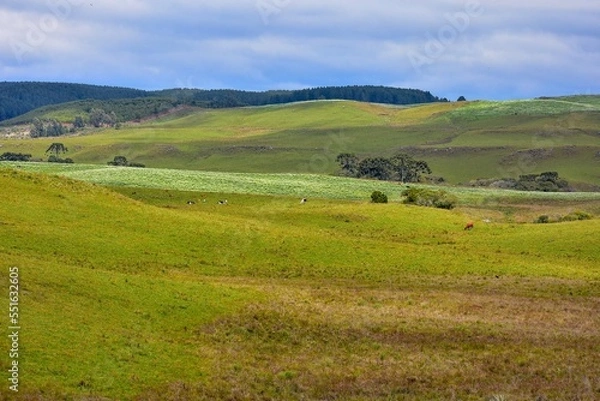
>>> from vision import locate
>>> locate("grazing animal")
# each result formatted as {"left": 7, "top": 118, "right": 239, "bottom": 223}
{"left": 464, "top": 222, "right": 474, "bottom": 230}
{"left": 218, "top": 199, "right": 228, "bottom": 205}
{"left": 300, "top": 198, "right": 307, "bottom": 204}
{"left": 186, "top": 200, "right": 195, "bottom": 205}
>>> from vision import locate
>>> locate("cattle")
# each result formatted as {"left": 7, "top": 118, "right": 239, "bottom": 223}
{"left": 218, "top": 200, "right": 228, "bottom": 205}
{"left": 300, "top": 198, "right": 307, "bottom": 204}
{"left": 186, "top": 200, "right": 195, "bottom": 205}
{"left": 464, "top": 222, "right": 474, "bottom": 230}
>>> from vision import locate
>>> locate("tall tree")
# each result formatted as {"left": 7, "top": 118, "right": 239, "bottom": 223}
{"left": 335, "top": 153, "right": 359, "bottom": 176}
{"left": 390, "top": 153, "right": 431, "bottom": 183}
{"left": 45, "top": 143, "right": 68, "bottom": 158}
{"left": 357, "top": 157, "right": 394, "bottom": 181}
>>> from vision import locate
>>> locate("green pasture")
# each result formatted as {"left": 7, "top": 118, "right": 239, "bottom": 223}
{"left": 2, "top": 97, "right": 600, "bottom": 186}
{"left": 1, "top": 95, "right": 600, "bottom": 400}
{"left": 1, "top": 168, "right": 599, "bottom": 400}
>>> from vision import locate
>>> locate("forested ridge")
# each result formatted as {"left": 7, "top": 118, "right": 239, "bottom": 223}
{"left": 0, "top": 82, "right": 446, "bottom": 123}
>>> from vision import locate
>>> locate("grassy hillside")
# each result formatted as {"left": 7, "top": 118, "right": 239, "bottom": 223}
{"left": 2, "top": 96, "right": 600, "bottom": 187}
{"left": 1, "top": 167, "right": 599, "bottom": 399}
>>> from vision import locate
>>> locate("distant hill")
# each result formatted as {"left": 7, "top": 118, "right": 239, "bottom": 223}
{"left": 0, "top": 82, "right": 446, "bottom": 123}
{"left": 2, "top": 97, "right": 600, "bottom": 189}
{"left": 0, "top": 82, "right": 150, "bottom": 122}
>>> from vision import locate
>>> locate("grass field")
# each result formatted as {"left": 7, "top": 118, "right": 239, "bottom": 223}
{"left": 2, "top": 97, "right": 600, "bottom": 187}
{"left": 1, "top": 95, "right": 600, "bottom": 400}
{"left": 1, "top": 167, "right": 599, "bottom": 400}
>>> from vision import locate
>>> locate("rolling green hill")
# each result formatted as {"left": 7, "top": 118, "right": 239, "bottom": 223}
{"left": 0, "top": 82, "right": 443, "bottom": 124}
{"left": 2, "top": 96, "right": 600, "bottom": 188}
{"left": 0, "top": 168, "right": 599, "bottom": 400}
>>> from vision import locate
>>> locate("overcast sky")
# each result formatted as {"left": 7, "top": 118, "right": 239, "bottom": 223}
{"left": 1, "top": 0, "right": 599, "bottom": 100}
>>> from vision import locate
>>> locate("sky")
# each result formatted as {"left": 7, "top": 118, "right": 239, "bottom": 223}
{"left": 1, "top": 0, "right": 599, "bottom": 101}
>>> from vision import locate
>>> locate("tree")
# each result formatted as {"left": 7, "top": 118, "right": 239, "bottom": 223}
{"left": 357, "top": 157, "right": 394, "bottom": 181}
{"left": 45, "top": 143, "right": 68, "bottom": 158}
{"left": 390, "top": 153, "right": 431, "bottom": 183}
{"left": 89, "top": 108, "right": 116, "bottom": 127}
{"left": 335, "top": 153, "right": 359, "bottom": 176}
{"left": 108, "top": 155, "right": 129, "bottom": 166}
{"left": 107, "top": 156, "right": 145, "bottom": 167}
{"left": 73, "top": 116, "right": 85, "bottom": 129}
{"left": 46, "top": 119, "right": 66, "bottom": 137}
{"left": 30, "top": 118, "right": 45, "bottom": 138}
{"left": 457, "top": 96, "right": 467, "bottom": 102}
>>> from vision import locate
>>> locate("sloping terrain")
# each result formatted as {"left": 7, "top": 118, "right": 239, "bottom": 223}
{"left": 0, "top": 168, "right": 599, "bottom": 400}
{"left": 2, "top": 96, "right": 599, "bottom": 188}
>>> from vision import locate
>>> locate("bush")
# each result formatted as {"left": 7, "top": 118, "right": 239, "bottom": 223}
{"left": 47, "top": 156, "right": 74, "bottom": 163}
{"left": 401, "top": 187, "right": 457, "bottom": 209}
{"left": 0, "top": 152, "right": 31, "bottom": 162}
{"left": 535, "top": 215, "right": 550, "bottom": 224}
{"left": 560, "top": 211, "right": 592, "bottom": 222}
{"left": 370, "top": 191, "right": 388, "bottom": 203}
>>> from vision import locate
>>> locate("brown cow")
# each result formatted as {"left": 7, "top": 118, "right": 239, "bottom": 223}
{"left": 464, "top": 222, "right": 474, "bottom": 230}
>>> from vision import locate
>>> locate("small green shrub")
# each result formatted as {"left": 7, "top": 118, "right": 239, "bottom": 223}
{"left": 370, "top": 191, "right": 388, "bottom": 203}
{"left": 535, "top": 215, "right": 550, "bottom": 224}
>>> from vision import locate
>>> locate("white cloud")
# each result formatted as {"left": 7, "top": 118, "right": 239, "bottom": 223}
{"left": 0, "top": 0, "right": 598, "bottom": 98}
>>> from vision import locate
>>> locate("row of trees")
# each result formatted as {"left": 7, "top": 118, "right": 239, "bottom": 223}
{"left": 30, "top": 118, "right": 67, "bottom": 138}
{"left": 1, "top": 83, "right": 446, "bottom": 123}
{"left": 170, "top": 86, "right": 448, "bottom": 108}
{"left": 28, "top": 108, "right": 118, "bottom": 138}
{"left": 87, "top": 108, "right": 118, "bottom": 128}
{"left": 336, "top": 153, "right": 433, "bottom": 182}
{"left": 0, "top": 82, "right": 148, "bottom": 122}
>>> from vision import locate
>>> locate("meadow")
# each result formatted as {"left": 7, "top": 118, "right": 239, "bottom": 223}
{"left": 2, "top": 96, "right": 600, "bottom": 187}
{"left": 0, "top": 166, "right": 599, "bottom": 400}
{"left": 0, "top": 96, "right": 599, "bottom": 400}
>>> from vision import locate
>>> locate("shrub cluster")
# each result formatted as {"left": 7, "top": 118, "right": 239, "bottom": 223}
{"left": 470, "top": 171, "right": 571, "bottom": 192}
{"left": 0, "top": 152, "right": 31, "bottom": 162}
{"left": 107, "top": 156, "right": 145, "bottom": 168}
{"left": 401, "top": 187, "right": 457, "bottom": 209}
{"left": 47, "top": 155, "right": 73, "bottom": 163}
{"left": 534, "top": 211, "right": 593, "bottom": 223}
{"left": 370, "top": 191, "right": 388, "bottom": 203}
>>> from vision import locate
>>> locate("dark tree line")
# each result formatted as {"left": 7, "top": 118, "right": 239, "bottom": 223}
{"left": 1, "top": 82, "right": 447, "bottom": 123}
{"left": 165, "top": 85, "right": 448, "bottom": 108}
{"left": 0, "top": 82, "right": 148, "bottom": 122}
{"left": 0, "top": 152, "right": 32, "bottom": 161}
{"left": 336, "top": 153, "right": 433, "bottom": 183}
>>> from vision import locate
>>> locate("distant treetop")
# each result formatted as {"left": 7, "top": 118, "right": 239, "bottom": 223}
{"left": 0, "top": 82, "right": 447, "bottom": 123}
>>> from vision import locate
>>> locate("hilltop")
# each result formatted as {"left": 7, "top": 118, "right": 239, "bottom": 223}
{"left": 2, "top": 95, "right": 599, "bottom": 189}
{"left": 0, "top": 82, "right": 444, "bottom": 123}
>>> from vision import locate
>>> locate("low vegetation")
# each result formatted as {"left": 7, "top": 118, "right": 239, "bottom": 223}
{"left": 401, "top": 187, "right": 458, "bottom": 209}
{"left": 0, "top": 168, "right": 599, "bottom": 400}
{"left": 1, "top": 92, "right": 600, "bottom": 400}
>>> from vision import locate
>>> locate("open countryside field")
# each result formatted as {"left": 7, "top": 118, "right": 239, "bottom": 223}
{"left": 1, "top": 95, "right": 600, "bottom": 400}
{"left": 4, "top": 161, "right": 600, "bottom": 222}
{"left": 2, "top": 96, "right": 600, "bottom": 187}
{"left": 0, "top": 166, "right": 599, "bottom": 400}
